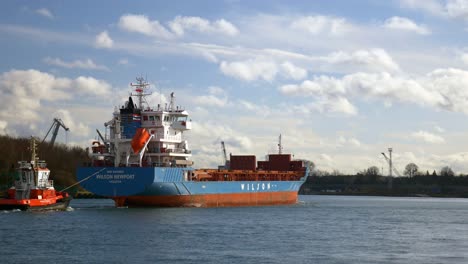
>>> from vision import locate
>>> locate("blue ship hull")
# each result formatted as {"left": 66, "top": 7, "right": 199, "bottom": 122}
{"left": 77, "top": 167, "right": 307, "bottom": 207}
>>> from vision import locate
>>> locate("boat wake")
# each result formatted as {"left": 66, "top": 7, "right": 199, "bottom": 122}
{"left": 2, "top": 209, "right": 21, "bottom": 213}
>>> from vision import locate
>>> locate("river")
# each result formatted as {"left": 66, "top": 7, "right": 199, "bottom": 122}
{"left": 1, "top": 195, "right": 468, "bottom": 263}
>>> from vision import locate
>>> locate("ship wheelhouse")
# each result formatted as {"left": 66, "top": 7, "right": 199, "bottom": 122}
{"left": 92, "top": 78, "right": 193, "bottom": 168}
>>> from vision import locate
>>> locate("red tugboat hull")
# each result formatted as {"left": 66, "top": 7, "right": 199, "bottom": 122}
{"left": 0, "top": 191, "right": 71, "bottom": 211}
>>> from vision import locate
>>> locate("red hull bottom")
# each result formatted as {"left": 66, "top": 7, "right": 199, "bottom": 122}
{"left": 114, "top": 191, "right": 298, "bottom": 207}
{"left": 0, "top": 196, "right": 71, "bottom": 211}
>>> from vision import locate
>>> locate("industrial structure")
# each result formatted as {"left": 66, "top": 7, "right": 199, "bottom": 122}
{"left": 41, "top": 118, "right": 69, "bottom": 147}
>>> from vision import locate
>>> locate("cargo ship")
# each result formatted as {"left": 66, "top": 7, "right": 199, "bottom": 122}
{"left": 0, "top": 137, "right": 71, "bottom": 211}
{"left": 77, "top": 78, "right": 309, "bottom": 207}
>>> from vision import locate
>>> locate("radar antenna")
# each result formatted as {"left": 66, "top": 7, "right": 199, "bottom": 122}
{"left": 130, "top": 77, "right": 151, "bottom": 109}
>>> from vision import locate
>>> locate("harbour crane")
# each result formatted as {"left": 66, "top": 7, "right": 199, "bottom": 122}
{"left": 221, "top": 141, "right": 228, "bottom": 166}
{"left": 96, "top": 129, "right": 106, "bottom": 143}
{"left": 42, "top": 118, "right": 69, "bottom": 147}
{"left": 381, "top": 148, "right": 402, "bottom": 177}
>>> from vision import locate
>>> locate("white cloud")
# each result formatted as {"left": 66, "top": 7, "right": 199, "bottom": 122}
{"left": 118, "top": 14, "right": 174, "bottom": 39}
{"left": 43, "top": 57, "right": 109, "bottom": 71}
{"left": 193, "top": 87, "right": 228, "bottom": 107}
{"left": 399, "top": 0, "right": 446, "bottom": 16}
{"left": 280, "top": 62, "right": 308, "bottom": 80}
{"left": 461, "top": 53, "right": 468, "bottom": 64}
{"left": 118, "top": 14, "right": 238, "bottom": 39}
{"left": 323, "top": 49, "right": 400, "bottom": 73}
{"left": 383, "top": 16, "right": 431, "bottom": 35}
{"left": 400, "top": 0, "right": 468, "bottom": 20}
{"left": 220, "top": 59, "right": 307, "bottom": 81}
{"left": 220, "top": 59, "right": 278, "bottom": 81}
{"left": 56, "top": 109, "right": 90, "bottom": 137}
{"left": 188, "top": 121, "right": 254, "bottom": 168}
{"left": 446, "top": 0, "right": 468, "bottom": 19}
{"left": 194, "top": 95, "right": 228, "bottom": 107}
{"left": 0, "top": 120, "right": 7, "bottom": 135}
{"left": 118, "top": 58, "right": 129, "bottom": 65}
{"left": 434, "top": 125, "right": 445, "bottom": 133}
{"left": 290, "top": 15, "right": 352, "bottom": 35}
{"left": 168, "top": 16, "right": 239, "bottom": 36}
{"left": 0, "top": 69, "right": 112, "bottom": 135}
{"left": 348, "top": 138, "right": 362, "bottom": 147}
{"left": 72, "top": 76, "right": 111, "bottom": 96}
{"left": 280, "top": 68, "right": 468, "bottom": 115}
{"left": 310, "top": 97, "right": 358, "bottom": 116}
{"left": 337, "top": 136, "right": 362, "bottom": 147}
{"left": 95, "top": 31, "right": 113, "bottom": 48}
{"left": 35, "top": 8, "right": 54, "bottom": 19}
{"left": 411, "top": 130, "right": 445, "bottom": 143}
{"left": 208, "top": 86, "right": 225, "bottom": 95}
{"left": 279, "top": 76, "right": 347, "bottom": 97}
{"left": 237, "top": 100, "right": 272, "bottom": 117}
{"left": 318, "top": 153, "right": 333, "bottom": 168}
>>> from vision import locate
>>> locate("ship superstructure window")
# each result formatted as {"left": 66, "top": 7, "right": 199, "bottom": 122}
{"left": 177, "top": 116, "right": 187, "bottom": 121}
{"left": 143, "top": 115, "right": 148, "bottom": 121}
{"left": 155, "top": 116, "right": 160, "bottom": 121}
{"left": 164, "top": 116, "right": 169, "bottom": 122}
{"left": 149, "top": 116, "right": 155, "bottom": 121}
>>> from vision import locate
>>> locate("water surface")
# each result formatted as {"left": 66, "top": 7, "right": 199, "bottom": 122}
{"left": 1, "top": 196, "right": 468, "bottom": 263}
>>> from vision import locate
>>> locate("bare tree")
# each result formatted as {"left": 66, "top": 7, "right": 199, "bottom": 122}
{"left": 404, "top": 163, "right": 419, "bottom": 177}
{"left": 299, "top": 160, "right": 315, "bottom": 176}
{"left": 440, "top": 166, "right": 455, "bottom": 177}
{"left": 366, "top": 166, "right": 380, "bottom": 176}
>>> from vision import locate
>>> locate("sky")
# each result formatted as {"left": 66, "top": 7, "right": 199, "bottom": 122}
{"left": 3, "top": 0, "right": 468, "bottom": 175}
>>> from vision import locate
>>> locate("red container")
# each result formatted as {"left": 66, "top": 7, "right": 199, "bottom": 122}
{"left": 257, "top": 161, "right": 269, "bottom": 170}
{"left": 230, "top": 155, "right": 256, "bottom": 171}
{"left": 268, "top": 154, "right": 291, "bottom": 171}
{"left": 289, "top": 160, "right": 304, "bottom": 171}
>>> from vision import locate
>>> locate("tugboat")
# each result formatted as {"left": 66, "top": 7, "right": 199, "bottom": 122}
{"left": 0, "top": 137, "right": 71, "bottom": 211}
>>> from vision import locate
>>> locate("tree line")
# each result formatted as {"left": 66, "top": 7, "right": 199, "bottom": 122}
{"left": 0, "top": 135, "right": 89, "bottom": 190}
{"left": 309, "top": 162, "right": 457, "bottom": 178}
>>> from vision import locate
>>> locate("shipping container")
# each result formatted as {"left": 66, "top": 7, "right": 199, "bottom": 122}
{"left": 268, "top": 154, "right": 291, "bottom": 171}
{"left": 289, "top": 160, "right": 304, "bottom": 171}
{"left": 230, "top": 155, "right": 256, "bottom": 171}
{"left": 257, "top": 161, "right": 269, "bottom": 170}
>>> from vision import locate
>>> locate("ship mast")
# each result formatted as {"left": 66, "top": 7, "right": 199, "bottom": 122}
{"left": 30, "top": 136, "right": 38, "bottom": 168}
{"left": 130, "top": 77, "right": 150, "bottom": 110}
{"left": 278, "top": 134, "right": 283, "bottom": 154}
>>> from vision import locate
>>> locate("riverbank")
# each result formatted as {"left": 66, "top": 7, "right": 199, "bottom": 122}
{"left": 300, "top": 175, "right": 468, "bottom": 198}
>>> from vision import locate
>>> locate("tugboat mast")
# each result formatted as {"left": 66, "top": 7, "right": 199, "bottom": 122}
{"left": 30, "top": 136, "right": 38, "bottom": 168}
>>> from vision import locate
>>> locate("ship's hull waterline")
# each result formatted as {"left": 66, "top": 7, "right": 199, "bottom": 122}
{"left": 77, "top": 167, "right": 306, "bottom": 207}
